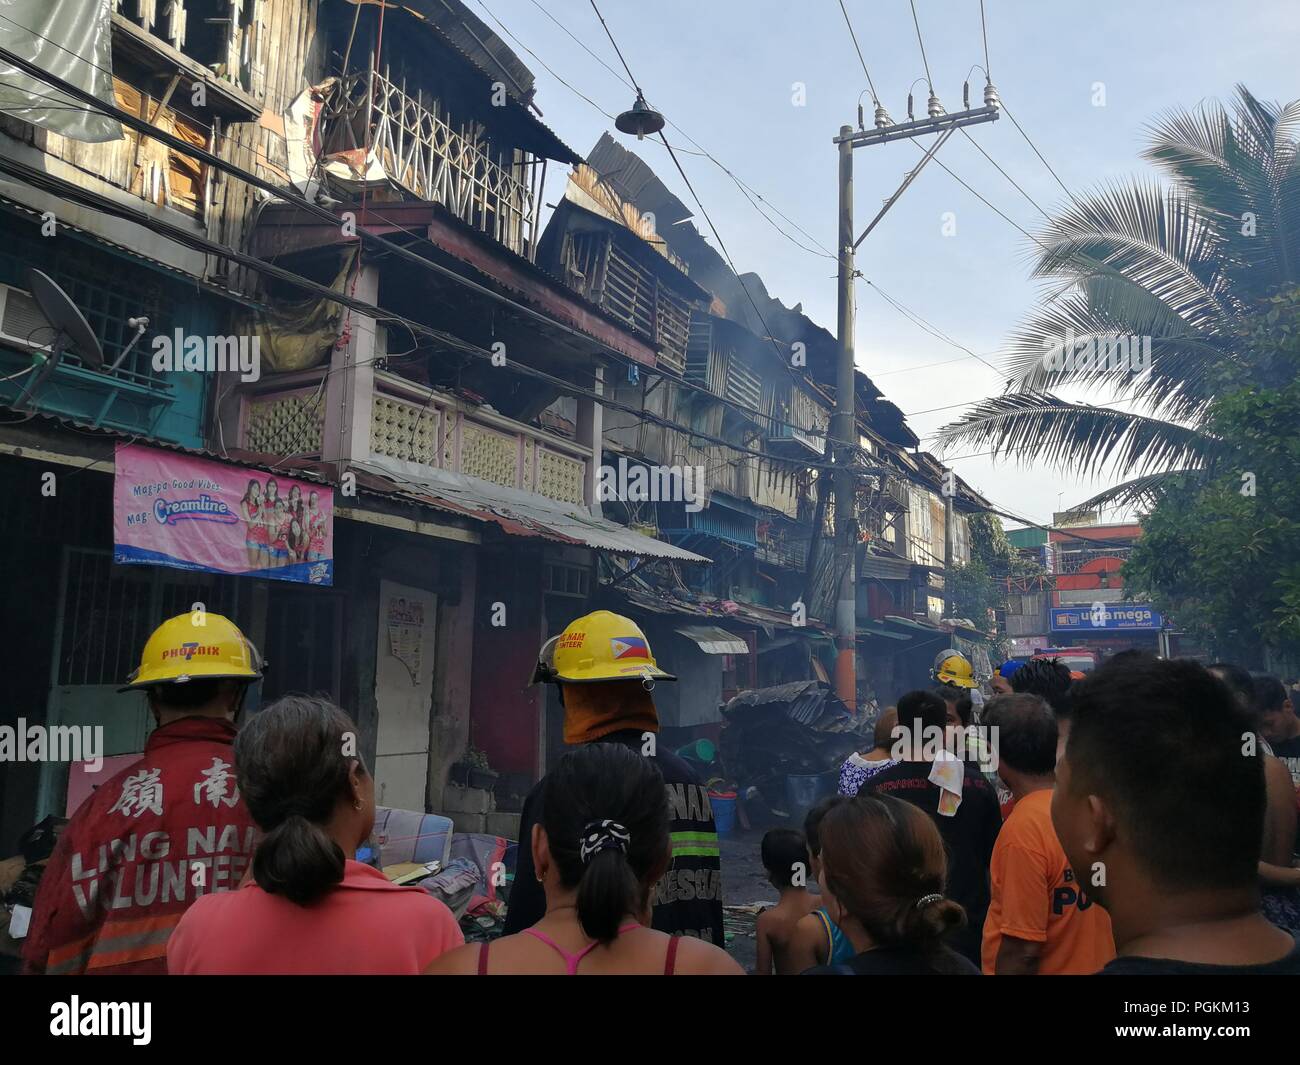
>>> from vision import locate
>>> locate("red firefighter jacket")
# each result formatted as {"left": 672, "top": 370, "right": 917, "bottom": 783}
{"left": 23, "top": 716, "right": 257, "bottom": 975}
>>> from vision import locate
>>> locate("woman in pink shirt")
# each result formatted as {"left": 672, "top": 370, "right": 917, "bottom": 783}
{"left": 168, "top": 696, "right": 462, "bottom": 974}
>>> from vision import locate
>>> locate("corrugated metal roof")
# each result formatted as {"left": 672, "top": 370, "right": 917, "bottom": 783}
{"left": 614, "top": 585, "right": 829, "bottom": 635}
{"left": 0, "top": 194, "right": 262, "bottom": 310}
{"left": 353, "top": 459, "right": 710, "bottom": 562}
{"left": 859, "top": 550, "right": 914, "bottom": 581}
{"left": 674, "top": 625, "right": 750, "bottom": 655}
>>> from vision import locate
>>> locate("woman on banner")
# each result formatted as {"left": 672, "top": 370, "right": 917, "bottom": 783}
{"left": 239, "top": 479, "right": 267, "bottom": 569}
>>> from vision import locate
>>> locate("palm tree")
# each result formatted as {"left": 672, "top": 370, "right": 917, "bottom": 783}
{"left": 935, "top": 86, "right": 1300, "bottom": 509}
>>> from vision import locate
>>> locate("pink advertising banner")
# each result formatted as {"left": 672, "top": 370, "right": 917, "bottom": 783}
{"left": 113, "top": 442, "right": 333, "bottom": 585}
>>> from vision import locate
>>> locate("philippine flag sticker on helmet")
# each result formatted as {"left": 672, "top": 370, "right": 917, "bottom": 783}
{"left": 610, "top": 636, "right": 650, "bottom": 660}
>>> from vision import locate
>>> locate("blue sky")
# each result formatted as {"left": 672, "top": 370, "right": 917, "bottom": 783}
{"left": 469, "top": 0, "right": 1300, "bottom": 525}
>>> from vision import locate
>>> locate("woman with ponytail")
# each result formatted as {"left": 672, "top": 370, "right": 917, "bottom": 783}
{"left": 168, "top": 696, "right": 462, "bottom": 974}
{"left": 428, "top": 744, "right": 741, "bottom": 975}
{"left": 804, "top": 794, "right": 981, "bottom": 975}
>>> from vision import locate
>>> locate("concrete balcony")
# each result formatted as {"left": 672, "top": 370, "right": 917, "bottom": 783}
{"left": 235, "top": 368, "right": 590, "bottom": 507}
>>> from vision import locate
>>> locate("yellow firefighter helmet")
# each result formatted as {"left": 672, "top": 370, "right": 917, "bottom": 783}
{"left": 121, "top": 611, "right": 263, "bottom": 691}
{"left": 532, "top": 610, "right": 675, "bottom": 685}
{"left": 933, "top": 649, "right": 978, "bottom": 689}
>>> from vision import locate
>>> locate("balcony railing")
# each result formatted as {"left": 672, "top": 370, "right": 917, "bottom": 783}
{"left": 238, "top": 371, "right": 590, "bottom": 507}
{"left": 324, "top": 70, "right": 540, "bottom": 258}
{"left": 1056, "top": 546, "right": 1132, "bottom": 574}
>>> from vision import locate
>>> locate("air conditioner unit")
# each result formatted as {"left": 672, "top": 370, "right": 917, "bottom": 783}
{"left": 0, "top": 282, "right": 51, "bottom": 353}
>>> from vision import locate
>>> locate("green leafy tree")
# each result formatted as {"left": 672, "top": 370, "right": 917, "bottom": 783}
{"left": 948, "top": 514, "right": 1046, "bottom": 655}
{"left": 1124, "top": 365, "right": 1300, "bottom": 662}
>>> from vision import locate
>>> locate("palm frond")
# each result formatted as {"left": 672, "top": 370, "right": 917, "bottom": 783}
{"left": 932, "top": 392, "right": 1218, "bottom": 480}
{"left": 1069, "top": 469, "right": 1205, "bottom": 512}
{"left": 1146, "top": 87, "right": 1300, "bottom": 293}
{"left": 999, "top": 294, "right": 1230, "bottom": 425}
{"left": 1028, "top": 181, "right": 1232, "bottom": 326}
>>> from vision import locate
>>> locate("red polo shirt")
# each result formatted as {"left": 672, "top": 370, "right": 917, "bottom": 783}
{"left": 167, "top": 859, "right": 463, "bottom": 974}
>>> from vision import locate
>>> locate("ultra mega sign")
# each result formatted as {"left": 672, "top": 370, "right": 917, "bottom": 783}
{"left": 1050, "top": 605, "right": 1162, "bottom": 631}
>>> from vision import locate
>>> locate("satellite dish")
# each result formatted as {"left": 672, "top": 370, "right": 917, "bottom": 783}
{"left": 13, "top": 268, "right": 104, "bottom": 410}
{"left": 27, "top": 268, "right": 103, "bottom": 368}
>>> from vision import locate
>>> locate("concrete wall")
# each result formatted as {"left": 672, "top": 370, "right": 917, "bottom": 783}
{"left": 336, "top": 522, "right": 474, "bottom": 811}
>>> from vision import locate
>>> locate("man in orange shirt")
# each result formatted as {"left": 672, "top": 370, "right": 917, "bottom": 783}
{"left": 981, "top": 693, "right": 1115, "bottom": 974}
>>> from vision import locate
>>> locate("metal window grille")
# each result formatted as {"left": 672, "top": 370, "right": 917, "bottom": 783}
{"left": 56, "top": 548, "right": 239, "bottom": 687}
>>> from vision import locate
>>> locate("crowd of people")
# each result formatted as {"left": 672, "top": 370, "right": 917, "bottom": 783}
{"left": 754, "top": 650, "right": 1300, "bottom": 975}
{"left": 18, "top": 607, "right": 1300, "bottom": 975}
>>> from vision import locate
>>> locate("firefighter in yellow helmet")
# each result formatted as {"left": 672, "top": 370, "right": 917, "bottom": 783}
{"left": 504, "top": 610, "right": 725, "bottom": 947}
{"left": 24, "top": 613, "right": 262, "bottom": 975}
{"left": 933, "top": 649, "right": 979, "bottom": 690}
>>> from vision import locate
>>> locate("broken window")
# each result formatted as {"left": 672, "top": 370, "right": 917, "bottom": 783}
{"left": 116, "top": 0, "right": 261, "bottom": 92}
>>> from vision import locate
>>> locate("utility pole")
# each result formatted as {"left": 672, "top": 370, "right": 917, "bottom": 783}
{"left": 943, "top": 481, "right": 955, "bottom": 617}
{"left": 833, "top": 86, "right": 1000, "bottom": 707}
{"left": 833, "top": 126, "right": 857, "bottom": 710}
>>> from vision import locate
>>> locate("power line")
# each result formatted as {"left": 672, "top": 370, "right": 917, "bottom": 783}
{"left": 480, "top": 0, "right": 836, "bottom": 261}
{"left": 473, "top": 0, "right": 618, "bottom": 119}
{"left": 581, "top": 0, "right": 824, "bottom": 398}
{"left": 872, "top": 352, "right": 1000, "bottom": 377}
{"left": 862, "top": 279, "right": 1004, "bottom": 374}
{"left": 585, "top": 0, "right": 643, "bottom": 95}
{"left": 999, "top": 99, "right": 1083, "bottom": 209}
{"left": 978, "top": 0, "right": 992, "bottom": 80}
{"left": 11, "top": 0, "right": 1026, "bottom": 421}
{"left": 909, "top": 0, "right": 935, "bottom": 93}
{"left": 836, "top": 0, "right": 882, "bottom": 104}
{"left": 0, "top": 144, "right": 899, "bottom": 483}
{"left": 0, "top": 20, "right": 1002, "bottom": 505}
{"left": 958, "top": 126, "right": 1051, "bottom": 219}
{"left": 0, "top": 37, "right": 876, "bottom": 461}
{"left": 912, "top": 136, "right": 1052, "bottom": 249}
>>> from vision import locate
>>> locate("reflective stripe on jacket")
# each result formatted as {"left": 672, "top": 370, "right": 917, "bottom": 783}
{"left": 24, "top": 716, "right": 257, "bottom": 975}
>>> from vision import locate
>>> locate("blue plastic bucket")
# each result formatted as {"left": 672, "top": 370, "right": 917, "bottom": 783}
{"left": 709, "top": 790, "right": 737, "bottom": 835}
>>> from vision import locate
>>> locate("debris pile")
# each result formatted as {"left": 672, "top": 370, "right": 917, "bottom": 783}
{"left": 719, "top": 680, "right": 868, "bottom": 799}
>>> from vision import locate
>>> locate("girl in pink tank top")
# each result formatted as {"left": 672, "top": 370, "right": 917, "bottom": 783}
{"left": 426, "top": 745, "right": 740, "bottom": 976}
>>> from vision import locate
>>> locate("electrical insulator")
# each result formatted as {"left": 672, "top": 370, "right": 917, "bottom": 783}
{"left": 857, "top": 103, "right": 865, "bottom": 129}
{"left": 928, "top": 93, "right": 942, "bottom": 118}
{"left": 963, "top": 81, "right": 970, "bottom": 109}
{"left": 874, "top": 104, "right": 891, "bottom": 128}
{"left": 907, "top": 92, "right": 914, "bottom": 121}
{"left": 984, "top": 81, "right": 1000, "bottom": 110}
